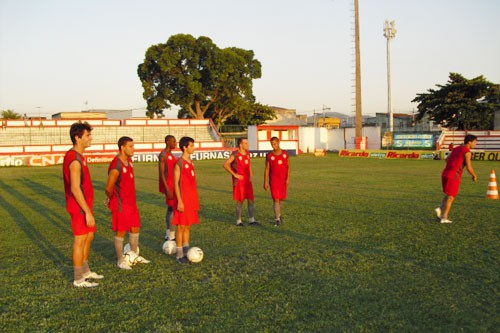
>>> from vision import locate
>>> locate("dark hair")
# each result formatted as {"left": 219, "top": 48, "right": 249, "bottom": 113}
{"left": 270, "top": 136, "right": 280, "bottom": 143}
{"left": 165, "top": 135, "right": 175, "bottom": 144}
{"left": 179, "top": 136, "right": 194, "bottom": 152}
{"left": 464, "top": 134, "right": 478, "bottom": 144}
{"left": 237, "top": 137, "right": 247, "bottom": 146}
{"left": 70, "top": 122, "right": 93, "bottom": 144}
{"left": 118, "top": 136, "right": 133, "bottom": 150}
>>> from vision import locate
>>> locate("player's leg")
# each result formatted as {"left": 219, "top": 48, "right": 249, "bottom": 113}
{"left": 166, "top": 205, "right": 175, "bottom": 240}
{"left": 176, "top": 225, "right": 189, "bottom": 263}
{"left": 71, "top": 213, "right": 98, "bottom": 287}
{"left": 441, "top": 195, "right": 455, "bottom": 223}
{"left": 236, "top": 201, "right": 244, "bottom": 226}
{"left": 81, "top": 231, "right": 103, "bottom": 280}
{"left": 248, "top": 199, "right": 258, "bottom": 225}
{"left": 73, "top": 234, "right": 87, "bottom": 283}
{"left": 183, "top": 226, "right": 191, "bottom": 259}
{"left": 274, "top": 199, "right": 281, "bottom": 226}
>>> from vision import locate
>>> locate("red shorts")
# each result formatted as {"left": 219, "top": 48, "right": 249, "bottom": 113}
{"left": 442, "top": 173, "right": 461, "bottom": 197}
{"left": 71, "top": 212, "right": 97, "bottom": 236}
{"left": 233, "top": 180, "right": 254, "bottom": 202}
{"left": 271, "top": 180, "right": 288, "bottom": 200}
{"left": 112, "top": 205, "right": 141, "bottom": 232}
{"left": 173, "top": 210, "right": 200, "bottom": 226}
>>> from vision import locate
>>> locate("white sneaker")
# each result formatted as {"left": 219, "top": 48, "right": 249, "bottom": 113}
{"left": 83, "top": 271, "right": 104, "bottom": 280}
{"left": 435, "top": 207, "right": 441, "bottom": 219}
{"left": 117, "top": 260, "right": 133, "bottom": 270}
{"left": 73, "top": 280, "right": 99, "bottom": 288}
{"left": 440, "top": 218, "right": 453, "bottom": 224}
{"left": 134, "top": 255, "right": 151, "bottom": 264}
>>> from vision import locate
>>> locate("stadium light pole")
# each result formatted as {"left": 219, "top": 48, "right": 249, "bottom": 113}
{"left": 383, "top": 20, "right": 396, "bottom": 133}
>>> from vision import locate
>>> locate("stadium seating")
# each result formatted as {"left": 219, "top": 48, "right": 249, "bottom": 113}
{"left": 437, "top": 130, "right": 500, "bottom": 151}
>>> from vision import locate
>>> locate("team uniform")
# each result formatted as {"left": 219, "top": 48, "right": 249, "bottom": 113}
{"left": 173, "top": 158, "right": 200, "bottom": 226}
{"left": 108, "top": 156, "right": 141, "bottom": 232}
{"left": 159, "top": 149, "right": 177, "bottom": 206}
{"left": 230, "top": 150, "right": 254, "bottom": 201}
{"left": 63, "top": 149, "right": 95, "bottom": 235}
{"left": 441, "top": 145, "right": 470, "bottom": 197}
{"left": 266, "top": 151, "right": 289, "bottom": 200}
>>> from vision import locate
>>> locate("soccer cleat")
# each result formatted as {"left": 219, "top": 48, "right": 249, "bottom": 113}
{"left": 435, "top": 207, "right": 442, "bottom": 219}
{"left": 177, "top": 256, "right": 190, "bottom": 264}
{"left": 73, "top": 280, "right": 99, "bottom": 288}
{"left": 236, "top": 222, "right": 244, "bottom": 227}
{"left": 274, "top": 219, "right": 281, "bottom": 227}
{"left": 117, "top": 260, "right": 133, "bottom": 270}
{"left": 164, "top": 232, "right": 169, "bottom": 240}
{"left": 83, "top": 271, "right": 104, "bottom": 280}
{"left": 249, "top": 221, "right": 260, "bottom": 226}
{"left": 440, "top": 218, "right": 453, "bottom": 224}
{"left": 134, "top": 255, "right": 151, "bottom": 264}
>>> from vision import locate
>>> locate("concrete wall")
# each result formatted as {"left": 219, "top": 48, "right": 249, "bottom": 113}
{"left": 298, "top": 126, "right": 382, "bottom": 152}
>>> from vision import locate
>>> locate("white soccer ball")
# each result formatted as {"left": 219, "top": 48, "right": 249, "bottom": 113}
{"left": 162, "top": 240, "right": 177, "bottom": 255}
{"left": 187, "top": 247, "right": 204, "bottom": 263}
{"left": 123, "top": 243, "right": 139, "bottom": 256}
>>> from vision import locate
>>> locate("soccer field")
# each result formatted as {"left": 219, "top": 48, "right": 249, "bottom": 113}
{"left": 1, "top": 154, "right": 498, "bottom": 332}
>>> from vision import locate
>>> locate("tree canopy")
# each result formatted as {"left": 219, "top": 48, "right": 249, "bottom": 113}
{"left": 1, "top": 110, "right": 22, "bottom": 119}
{"left": 412, "top": 73, "right": 499, "bottom": 130}
{"left": 137, "top": 34, "right": 275, "bottom": 126}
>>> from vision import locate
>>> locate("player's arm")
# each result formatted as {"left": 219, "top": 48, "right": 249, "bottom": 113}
{"left": 264, "top": 158, "right": 270, "bottom": 191}
{"left": 105, "top": 169, "right": 119, "bottom": 200}
{"left": 223, "top": 155, "right": 243, "bottom": 180}
{"left": 286, "top": 157, "right": 291, "bottom": 186}
{"left": 174, "top": 163, "right": 184, "bottom": 212}
{"left": 464, "top": 152, "right": 478, "bottom": 182}
{"left": 69, "top": 160, "right": 95, "bottom": 227}
{"left": 159, "top": 156, "right": 174, "bottom": 199}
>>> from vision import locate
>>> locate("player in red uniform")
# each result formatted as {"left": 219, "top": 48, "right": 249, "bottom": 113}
{"left": 159, "top": 135, "right": 178, "bottom": 240}
{"left": 435, "top": 134, "right": 478, "bottom": 223}
{"left": 173, "top": 136, "right": 200, "bottom": 264}
{"left": 223, "top": 138, "right": 258, "bottom": 226}
{"left": 63, "top": 122, "right": 103, "bottom": 288}
{"left": 264, "top": 137, "right": 291, "bottom": 227}
{"left": 106, "top": 136, "right": 150, "bottom": 269}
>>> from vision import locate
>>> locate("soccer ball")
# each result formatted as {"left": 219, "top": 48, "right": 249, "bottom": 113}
{"left": 162, "top": 240, "right": 177, "bottom": 255}
{"left": 123, "top": 243, "right": 139, "bottom": 256}
{"left": 187, "top": 247, "right": 204, "bottom": 263}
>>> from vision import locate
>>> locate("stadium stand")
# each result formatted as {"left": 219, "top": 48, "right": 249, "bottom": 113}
{"left": 0, "top": 118, "right": 223, "bottom": 155}
{"left": 437, "top": 130, "right": 500, "bottom": 151}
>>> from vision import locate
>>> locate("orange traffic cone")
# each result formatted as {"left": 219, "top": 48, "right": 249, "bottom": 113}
{"left": 486, "top": 170, "right": 499, "bottom": 199}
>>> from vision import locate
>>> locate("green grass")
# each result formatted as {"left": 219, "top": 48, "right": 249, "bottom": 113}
{"left": 0, "top": 154, "right": 498, "bottom": 332}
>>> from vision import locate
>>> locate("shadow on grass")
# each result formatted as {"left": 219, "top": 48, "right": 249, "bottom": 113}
{"left": 0, "top": 187, "right": 70, "bottom": 274}
{"left": 3, "top": 179, "right": 118, "bottom": 265}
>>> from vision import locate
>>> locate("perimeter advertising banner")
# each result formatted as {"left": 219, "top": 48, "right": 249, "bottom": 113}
{"left": 0, "top": 149, "right": 283, "bottom": 167}
{"left": 340, "top": 149, "right": 500, "bottom": 161}
{"left": 392, "top": 134, "right": 435, "bottom": 149}
{"left": 339, "top": 150, "right": 437, "bottom": 160}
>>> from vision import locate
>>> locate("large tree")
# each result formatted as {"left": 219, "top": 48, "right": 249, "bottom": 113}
{"left": 412, "top": 73, "right": 499, "bottom": 130}
{"left": 1, "top": 110, "right": 21, "bottom": 119}
{"left": 137, "top": 34, "right": 274, "bottom": 124}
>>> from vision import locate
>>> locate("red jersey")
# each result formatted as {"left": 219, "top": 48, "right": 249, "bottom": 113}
{"left": 159, "top": 149, "right": 177, "bottom": 194}
{"left": 230, "top": 150, "right": 254, "bottom": 201}
{"left": 267, "top": 151, "right": 289, "bottom": 182}
{"left": 108, "top": 156, "right": 137, "bottom": 211}
{"left": 177, "top": 158, "right": 200, "bottom": 212}
{"left": 267, "top": 150, "right": 289, "bottom": 200}
{"left": 63, "top": 149, "right": 94, "bottom": 214}
{"left": 230, "top": 150, "right": 251, "bottom": 184}
{"left": 443, "top": 145, "right": 470, "bottom": 178}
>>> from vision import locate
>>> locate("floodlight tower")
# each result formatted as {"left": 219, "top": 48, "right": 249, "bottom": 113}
{"left": 384, "top": 20, "right": 397, "bottom": 133}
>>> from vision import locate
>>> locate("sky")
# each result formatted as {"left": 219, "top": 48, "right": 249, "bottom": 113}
{"left": 1, "top": 0, "right": 499, "bottom": 119}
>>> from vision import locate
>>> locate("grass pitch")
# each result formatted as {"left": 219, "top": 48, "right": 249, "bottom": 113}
{"left": 0, "top": 154, "right": 498, "bottom": 332}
